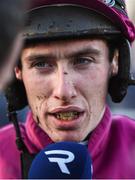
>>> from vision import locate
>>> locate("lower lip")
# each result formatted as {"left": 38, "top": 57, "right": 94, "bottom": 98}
{"left": 48, "top": 113, "right": 85, "bottom": 129}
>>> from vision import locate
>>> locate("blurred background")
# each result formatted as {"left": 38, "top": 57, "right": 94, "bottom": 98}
{"left": 0, "top": 0, "right": 135, "bottom": 127}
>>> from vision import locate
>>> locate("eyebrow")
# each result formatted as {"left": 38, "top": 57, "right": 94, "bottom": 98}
{"left": 67, "top": 47, "right": 101, "bottom": 58}
{"left": 24, "top": 46, "right": 101, "bottom": 62}
{"left": 25, "top": 54, "right": 55, "bottom": 62}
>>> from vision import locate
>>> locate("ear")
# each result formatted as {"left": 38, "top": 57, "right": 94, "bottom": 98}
{"left": 111, "top": 49, "right": 119, "bottom": 76}
{"left": 14, "top": 66, "right": 22, "bottom": 80}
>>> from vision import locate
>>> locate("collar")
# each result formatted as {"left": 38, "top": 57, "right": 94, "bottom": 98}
{"left": 25, "top": 113, "right": 53, "bottom": 153}
{"left": 87, "top": 105, "right": 112, "bottom": 159}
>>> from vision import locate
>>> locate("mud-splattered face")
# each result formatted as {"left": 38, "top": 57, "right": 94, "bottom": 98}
{"left": 15, "top": 38, "right": 118, "bottom": 142}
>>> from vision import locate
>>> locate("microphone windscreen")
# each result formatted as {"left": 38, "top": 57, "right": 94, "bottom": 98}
{"left": 28, "top": 141, "right": 92, "bottom": 179}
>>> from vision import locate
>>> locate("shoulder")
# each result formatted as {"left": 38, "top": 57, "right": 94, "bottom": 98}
{"left": 111, "top": 114, "right": 135, "bottom": 139}
{"left": 0, "top": 123, "right": 26, "bottom": 150}
{"left": 0, "top": 124, "right": 25, "bottom": 178}
{"left": 0, "top": 124, "right": 16, "bottom": 142}
{"left": 112, "top": 114, "right": 135, "bottom": 128}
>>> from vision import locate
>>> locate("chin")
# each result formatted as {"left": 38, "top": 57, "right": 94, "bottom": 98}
{"left": 51, "top": 132, "right": 84, "bottom": 143}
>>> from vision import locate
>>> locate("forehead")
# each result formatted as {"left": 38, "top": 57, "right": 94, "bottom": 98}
{"left": 22, "top": 38, "right": 108, "bottom": 56}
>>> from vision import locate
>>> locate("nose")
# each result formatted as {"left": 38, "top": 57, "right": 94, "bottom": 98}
{"left": 53, "top": 69, "right": 77, "bottom": 102}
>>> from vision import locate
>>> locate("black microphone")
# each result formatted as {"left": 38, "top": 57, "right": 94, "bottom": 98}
{"left": 28, "top": 141, "right": 93, "bottom": 179}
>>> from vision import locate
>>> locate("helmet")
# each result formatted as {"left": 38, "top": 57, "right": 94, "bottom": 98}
{"left": 27, "top": 0, "right": 135, "bottom": 42}
{"left": 5, "top": 0, "right": 135, "bottom": 112}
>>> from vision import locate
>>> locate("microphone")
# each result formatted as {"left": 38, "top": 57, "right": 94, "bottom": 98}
{"left": 28, "top": 141, "right": 93, "bottom": 179}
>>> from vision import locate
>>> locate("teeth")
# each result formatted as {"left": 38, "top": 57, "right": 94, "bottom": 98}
{"left": 55, "top": 112, "right": 79, "bottom": 120}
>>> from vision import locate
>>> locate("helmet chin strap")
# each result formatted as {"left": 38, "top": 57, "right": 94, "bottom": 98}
{"left": 8, "top": 109, "right": 36, "bottom": 178}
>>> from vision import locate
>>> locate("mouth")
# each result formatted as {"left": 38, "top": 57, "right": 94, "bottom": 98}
{"left": 48, "top": 107, "right": 84, "bottom": 121}
{"left": 51, "top": 111, "right": 83, "bottom": 121}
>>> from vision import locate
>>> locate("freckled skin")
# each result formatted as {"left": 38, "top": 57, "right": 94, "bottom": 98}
{"left": 15, "top": 38, "right": 118, "bottom": 142}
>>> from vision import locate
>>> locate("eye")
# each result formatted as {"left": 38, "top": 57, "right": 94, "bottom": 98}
{"left": 29, "top": 55, "right": 55, "bottom": 71}
{"left": 34, "top": 61, "right": 53, "bottom": 68}
{"left": 73, "top": 57, "right": 94, "bottom": 66}
{"left": 31, "top": 59, "right": 55, "bottom": 72}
